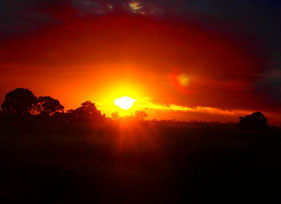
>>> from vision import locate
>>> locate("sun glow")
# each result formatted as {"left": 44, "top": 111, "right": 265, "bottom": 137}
{"left": 114, "top": 96, "right": 136, "bottom": 110}
{"left": 92, "top": 77, "right": 149, "bottom": 117}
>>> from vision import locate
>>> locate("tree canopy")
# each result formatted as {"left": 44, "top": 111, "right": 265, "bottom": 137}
{"left": 1, "top": 88, "right": 38, "bottom": 115}
{"left": 38, "top": 96, "right": 64, "bottom": 115}
{"left": 69, "top": 101, "right": 102, "bottom": 119}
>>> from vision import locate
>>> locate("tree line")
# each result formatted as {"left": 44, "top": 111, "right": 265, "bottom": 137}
{"left": 1, "top": 88, "right": 271, "bottom": 129}
{"left": 1, "top": 88, "right": 103, "bottom": 120}
{"left": 0, "top": 88, "right": 149, "bottom": 121}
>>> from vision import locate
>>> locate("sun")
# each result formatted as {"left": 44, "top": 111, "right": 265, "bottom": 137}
{"left": 114, "top": 96, "right": 136, "bottom": 110}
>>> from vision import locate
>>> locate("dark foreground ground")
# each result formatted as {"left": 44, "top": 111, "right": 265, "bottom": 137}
{"left": 0, "top": 116, "right": 281, "bottom": 203}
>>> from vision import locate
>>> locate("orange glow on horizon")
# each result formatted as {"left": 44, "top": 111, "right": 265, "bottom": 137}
{"left": 94, "top": 81, "right": 148, "bottom": 117}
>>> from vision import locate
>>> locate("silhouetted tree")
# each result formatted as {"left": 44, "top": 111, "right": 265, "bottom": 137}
{"left": 38, "top": 96, "right": 64, "bottom": 115}
{"left": 134, "top": 110, "right": 148, "bottom": 120}
{"left": 70, "top": 101, "right": 102, "bottom": 119}
{"left": 239, "top": 112, "right": 269, "bottom": 130}
{"left": 1, "top": 88, "right": 38, "bottom": 115}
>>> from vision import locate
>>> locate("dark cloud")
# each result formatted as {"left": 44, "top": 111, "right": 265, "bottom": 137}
{"left": 1, "top": 1, "right": 280, "bottom": 73}
{"left": 1, "top": 1, "right": 280, "bottom": 55}
{"left": 0, "top": 0, "right": 75, "bottom": 37}
{"left": 71, "top": 0, "right": 114, "bottom": 15}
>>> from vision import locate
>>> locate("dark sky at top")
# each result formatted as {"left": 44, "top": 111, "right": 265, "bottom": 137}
{"left": 1, "top": 1, "right": 280, "bottom": 53}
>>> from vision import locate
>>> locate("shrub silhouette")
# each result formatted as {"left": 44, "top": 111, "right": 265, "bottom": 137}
{"left": 239, "top": 112, "right": 269, "bottom": 130}
{"left": 38, "top": 96, "right": 64, "bottom": 115}
{"left": 69, "top": 101, "right": 102, "bottom": 119}
{"left": 1, "top": 88, "right": 38, "bottom": 115}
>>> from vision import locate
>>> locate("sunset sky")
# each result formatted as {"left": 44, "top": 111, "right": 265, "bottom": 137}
{"left": 0, "top": 0, "right": 280, "bottom": 124}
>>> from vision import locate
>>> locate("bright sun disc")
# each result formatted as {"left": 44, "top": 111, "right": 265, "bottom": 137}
{"left": 114, "top": 96, "right": 136, "bottom": 110}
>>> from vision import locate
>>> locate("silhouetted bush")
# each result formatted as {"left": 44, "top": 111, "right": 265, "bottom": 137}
{"left": 239, "top": 112, "right": 269, "bottom": 131}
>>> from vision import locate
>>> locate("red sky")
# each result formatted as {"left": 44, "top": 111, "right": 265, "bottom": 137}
{"left": 0, "top": 1, "right": 280, "bottom": 125}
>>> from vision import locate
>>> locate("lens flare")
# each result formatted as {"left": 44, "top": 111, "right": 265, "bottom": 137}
{"left": 177, "top": 73, "right": 190, "bottom": 87}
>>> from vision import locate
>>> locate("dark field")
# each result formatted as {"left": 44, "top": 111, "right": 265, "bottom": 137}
{"left": 1, "top": 116, "right": 281, "bottom": 203}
